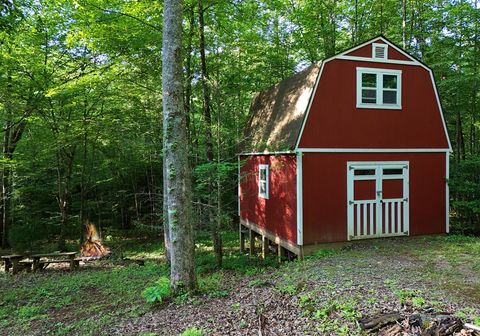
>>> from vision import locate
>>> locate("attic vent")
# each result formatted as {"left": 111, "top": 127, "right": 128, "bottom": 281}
{"left": 372, "top": 43, "right": 388, "bottom": 59}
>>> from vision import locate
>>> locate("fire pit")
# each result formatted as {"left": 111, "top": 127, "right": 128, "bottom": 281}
{"left": 80, "top": 222, "right": 110, "bottom": 260}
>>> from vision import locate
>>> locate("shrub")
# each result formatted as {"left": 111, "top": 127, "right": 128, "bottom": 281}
{"left": 450, "top": 156, "right": 480, "bottom": 235}
{"left": 142, "top": 277, "right": 170, "bottom": 304}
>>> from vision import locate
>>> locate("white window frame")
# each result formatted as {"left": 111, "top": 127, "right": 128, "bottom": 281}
{"left": 356, "top": 67, "right": 402, "bottom": 110}
{"left": 372, "top": 43, "right": 388, "bottom": 60}
{"left": 258, "top": 164, "right": 269, "bottom": 199}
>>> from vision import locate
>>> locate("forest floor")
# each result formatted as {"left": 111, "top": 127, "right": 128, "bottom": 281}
{"left": 0, "top": 233, "right": 479, "bottom": 336}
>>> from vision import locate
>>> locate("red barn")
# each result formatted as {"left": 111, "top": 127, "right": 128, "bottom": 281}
{"left": 238, "top": 36, "right": 451, "bottom": 258}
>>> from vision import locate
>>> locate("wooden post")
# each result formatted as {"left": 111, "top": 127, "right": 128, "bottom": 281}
{"left": 239, "top": 224, "right": 246, "bottom": 253}
{"left": 4, "top": 259, "right": 11, "bottom": 273}
{"left": 261, "top": 236, "right": 269, "bottom": 259}
{"left": 277, "top": 244, "right": 285, "bottom": 262}
{"left": 249, "top": 229, "right": 255, "bottom": 256}
{"left": 11, "top": 258, "right": 20, "bottom": 275}
{"left": 69, "top": 255, "right": 76, "bottom": 271}
{"left": 32, "top": 257, "right": 40, "bottom": 272}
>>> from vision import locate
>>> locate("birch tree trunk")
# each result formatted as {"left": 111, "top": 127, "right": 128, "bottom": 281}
{"left": 162, "top": 0, "right": 196, "bottom": 292}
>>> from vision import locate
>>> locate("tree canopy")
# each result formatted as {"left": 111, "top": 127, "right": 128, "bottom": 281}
{"left": 0, "top": 0, "right": 478, "bottom": 251}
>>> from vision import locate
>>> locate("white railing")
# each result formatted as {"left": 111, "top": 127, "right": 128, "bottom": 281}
{"left": 351, "top": 198, "right": 408, "bottom": 239}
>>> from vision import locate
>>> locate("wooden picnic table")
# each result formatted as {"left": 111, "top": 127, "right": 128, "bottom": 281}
{"left": 1, "top": 252, "right": 80, "bottom": 274}
{"left": 30, "top": 252, "right": 79, "bottom": 271}
{"left": 1, "top": 255, "right": 24, "bottom": 274}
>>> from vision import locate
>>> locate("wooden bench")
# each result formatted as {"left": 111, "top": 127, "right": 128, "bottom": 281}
{"left": 30, "top": 252, "right": 79, "bottom": 272}
{"left": 1, "top": 255, "right": 25, "bottom": 274}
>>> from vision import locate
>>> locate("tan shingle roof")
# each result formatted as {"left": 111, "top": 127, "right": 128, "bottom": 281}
{"left": 242, "top": 63, "right": 320, "bottom": 153}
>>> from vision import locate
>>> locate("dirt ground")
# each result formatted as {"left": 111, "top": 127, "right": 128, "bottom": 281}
{"left": 107, "top": 237, "right": 480, "bottom": 336}
{"left": 1, "top": 235, "right": 479, "bottom": 336}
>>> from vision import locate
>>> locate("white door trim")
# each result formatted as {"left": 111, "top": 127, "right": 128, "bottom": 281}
{"left": 296, "top": 153, "right": 303, "bottom": 245}
{"left": 347, "top": 161, "right": 409, "bottom": 240}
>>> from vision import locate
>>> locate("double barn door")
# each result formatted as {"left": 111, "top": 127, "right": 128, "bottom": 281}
{"left": 347, "top": 161, "right": 409, "bottom": 240}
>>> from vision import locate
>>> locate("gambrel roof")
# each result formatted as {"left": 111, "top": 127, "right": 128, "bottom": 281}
{"left": 242, "top": 63, "right": 320, "bottom": 153}
{"left": 241, "top": 35, "right": 452, "bottom": 153}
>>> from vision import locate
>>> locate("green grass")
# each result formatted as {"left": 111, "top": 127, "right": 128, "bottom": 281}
{"left": 1, "top": 233, "right": 479, "bottom": 335}
{"left": 0, "top": 231, "right": 279, "bottom": 335}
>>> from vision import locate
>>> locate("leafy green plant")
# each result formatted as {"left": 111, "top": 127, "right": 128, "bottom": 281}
{"left": 276, "top": 284, "right": 297, "bottom": 295}
{"left": 412, "top": 296, "right": 426, "bottom": 308}
{"left": 17, "top": 305, "right": 43, "bottom": 319}
{"left": 306, "top": 249, "right": 337, "bottom": 260}
{"left": 142, "top": 277, "right": 171, "bottom": 304}
{"left": 180, "top": 327, "right": 203, "bottom": 336}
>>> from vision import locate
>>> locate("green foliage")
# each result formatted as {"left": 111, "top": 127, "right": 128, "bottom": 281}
{"left": 305, "top": 249, "right": 337, "bottom": 260}
{"left": 180, "top": 327, "right": 203, "bottom": 336}
{"left": 17, "top": 306, "right": 43, "bottom": 320}
{"left": 450, "top": 157, "right": 480, "bottom": 234}
{"left": 142, "top": 277, "right": 171, "bottom": 304}
{"left": 394, "top": 289, "right": 425, "bottom": 306}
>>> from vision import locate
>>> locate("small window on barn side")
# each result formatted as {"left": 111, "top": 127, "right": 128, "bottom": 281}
{"left": 258, "top": 164, "right": 269, "bottom": 199}
{"left": 356, "top": 67, "right": 402, "bottom": 109}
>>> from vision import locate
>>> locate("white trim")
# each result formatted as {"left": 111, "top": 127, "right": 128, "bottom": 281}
{"left": 293, "top": 36, "right": 452, "bottom": 153}
{"left": 337, "top": 55, "right": 417, "bottom": 66}
{"left": 336, "top": 37, "right": 419, "bottom": 64}
{"left": 347, "top": 161, "right": 409, "bottom": 240}
{"left": 346, "top": 163, "right": 354, "bottom": 239}
{"left": 239, "top": 151, "right": 294, "bottom": 156}
{"left": 348, "top": 160, "right": 409, "bottom": 166}
{"left": 294, "top": 60, "right": 326, "bottom": 149}
{"left": 372, "top": 43, "right": 388, "bottom": 60}
{"left": 258, "top": 164, "right": 269, "bottom": 199}
{"left": 296, "top": 153, "right": 303, "bottom": 245}
{"left": 356, "top": 67, "right": 402, "bottom": 109}
{"left": 427, "top": 70, "right": 453, "bottom": 151}
{"left": 445, "top": 152, "right": 450, "bottom": 233}
{"left": 297, "top": 148, "right": 450, "bottom": 153}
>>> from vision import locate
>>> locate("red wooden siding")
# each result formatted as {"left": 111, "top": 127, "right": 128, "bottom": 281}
{"left": 346, "top": 39, "right": 411, "bottom": 61}
{"left": 239, "top": 155, "right": 297, "bottom": 244}
{"left": 298, "top": 59, "right": 449, "bottom": 149}
{"left": 302, "top": 152, "right": 446, "bottom": 244}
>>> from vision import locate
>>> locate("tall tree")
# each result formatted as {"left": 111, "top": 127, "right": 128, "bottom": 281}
{"left": 198, "top": 0, "right": 223, "bottom": 268}
{"left": 162, "top": 0, "right": 196, "bottom": 291}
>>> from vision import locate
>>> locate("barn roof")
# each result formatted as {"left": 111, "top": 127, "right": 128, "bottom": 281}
{"left": 242, "top": 63, "right": 320, "bottom": 153}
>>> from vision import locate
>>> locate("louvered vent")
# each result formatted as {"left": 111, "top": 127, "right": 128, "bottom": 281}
{"left": 373, "top": 44, "right": 388, "bottom": 59}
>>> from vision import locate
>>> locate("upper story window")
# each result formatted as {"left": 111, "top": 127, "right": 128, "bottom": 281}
{"left": 372, "top": 43, "right": 388, "bottom": 60}
{"left": 356, "top": 67, "right": 402, "bottom": 109}
{"left": 258, "top": 164, "right": 269, "bottom": 199}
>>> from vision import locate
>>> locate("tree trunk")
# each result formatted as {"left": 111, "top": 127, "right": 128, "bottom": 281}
{"left": 163, "top": 155, "right": 170, "bottom": 264}
{"left": 402, "top": 0, "right": 407, "bottom": 49}
{"left": 162, "top": 0, "right": 196, "bottom": 292}
{"left": 1, "top": 74, "right": 28, "bottom": 248}
{"left": 198, "top": 0, "right": 223, "bottom": 268}
{"left": 56, "top": 147, "right": 75, "bottom": 251}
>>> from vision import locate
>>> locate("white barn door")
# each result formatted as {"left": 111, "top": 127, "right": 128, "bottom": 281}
{"left": 347, "top": 161, "right": 409, "bottom": 240}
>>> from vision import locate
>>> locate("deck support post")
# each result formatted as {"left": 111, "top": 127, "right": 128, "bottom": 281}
{"left": 249, "top": 229, "right": 255, "bottom": 256}
{"left": 261, "top": 236, "right": 269, "bottom": 259}
{"left": 277, "top": 244, "right": 285, "bottom": 262}
{"left": 239, "top": 224, "right": 246, "bottom": 253}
